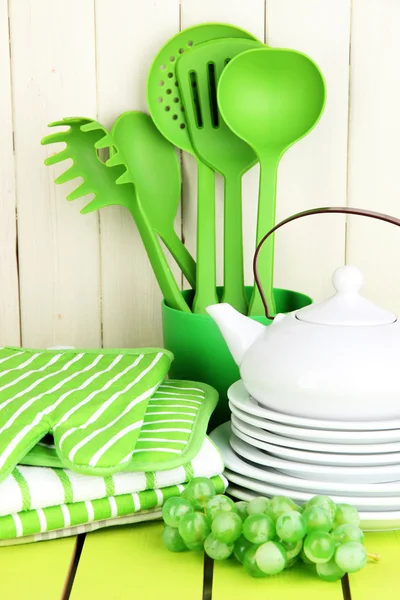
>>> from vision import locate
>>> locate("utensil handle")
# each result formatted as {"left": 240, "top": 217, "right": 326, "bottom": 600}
{"left": 248, "top": 154, "right": 279, "bottom": 317}
{"left": 192, "top": 159, "right": 219, "bottom": 313}
{"left": 221, "top": 174, "right": 248, "bottom": 314}
{"left": 159, "top": 230, "right": 197, "bottom": 290}
{"left": 130, "top": 201, "right": 191, "bottom": 313}
{"left": 253, "top": 206, "right": 400, "bottom": 319}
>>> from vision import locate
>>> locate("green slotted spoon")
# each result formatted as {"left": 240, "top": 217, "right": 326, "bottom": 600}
{"left": 176, "top": 37, "right": 263, "bottom": 314}
{"left": 41, "top": 117, "right": 191, "bottom": 313}
{"left": 147, "top": 23, "right": 259, "bottom": 314}
{"left": 218, "top": 47, "right": 326, "bottom": 316}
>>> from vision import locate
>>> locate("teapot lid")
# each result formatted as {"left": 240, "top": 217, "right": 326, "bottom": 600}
{"left": 296, "top": 266, "right": 397, "bottom": 326}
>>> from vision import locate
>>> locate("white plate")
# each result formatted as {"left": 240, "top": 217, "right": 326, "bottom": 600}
{"left": 224, "top": 470, "right": 400, "bottom": 511}
{"left": 230, "top": 414, "right": 400, "bottom": 454}
{"left": 229, "top": 380, "right": 400, "bottom": 431}
{"left": 231, "top": 421, "right": 400, "bottom": 466}
{"left": 226, "top": 485, "right": 400, "bottom": 531}
{"left": 229, "top": 402, "right": 400, "bottom": 445}
{"left": 209, "top": 422, "right": 400, "bottom": 496}
{"left": 230, "top": 431, "right": 400, "bottom": 484}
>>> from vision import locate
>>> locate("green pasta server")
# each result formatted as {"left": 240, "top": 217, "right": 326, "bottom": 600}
{"left": 41, "top": 113, "right": 195, "bottom": 312}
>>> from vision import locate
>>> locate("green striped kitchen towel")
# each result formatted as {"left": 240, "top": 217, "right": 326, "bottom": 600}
{"left": 0, "top": 346, "right": 173, "bottom": 481}
{"left": 20, "top": 380, "right": 218, "bottom": 475}
{"left": 0, "top": 509, "right": 162, "bottom": 547}
{"left": 0, "top": 436, "right": 224, "bottom": 516}
{"left": 0, "top": 474, "right": 228, "bottom": 540}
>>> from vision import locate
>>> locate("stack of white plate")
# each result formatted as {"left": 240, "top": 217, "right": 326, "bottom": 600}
{"left": 209, "top": 381, "right": 400, "bottom": 531}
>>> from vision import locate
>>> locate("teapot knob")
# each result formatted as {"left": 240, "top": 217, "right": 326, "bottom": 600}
{"left": 332, "top": 266, "right": 364, "bottom": 294}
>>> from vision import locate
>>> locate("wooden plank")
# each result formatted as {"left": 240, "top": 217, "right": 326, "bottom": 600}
{"left": 70, "top": 521, "right": 204, "bottom": 600}
{"left": 0, "top": 0, "right": 20, "bottom": 345}
{"left": 267, "top": 0, "right": 350, "bottom": 303}
{"left": 9, "top": 0, "right": 101, "bottom": 348}
{"left": 0, "top": 536, "right": 78, "bottom": 600}
{"left": 348, "top": 531, "right": 400, "bottom": 599}
{"left": 346, "top": 0, "right": 400, "bottom": 313}
{"left": 180, "top": 0, "right": 265, "bottom": 289}
{"left": 95, "top": 0, "right": 180, "bottom": 348}
{"left": 212, "top": 554, "right": 343, "bottom": 600}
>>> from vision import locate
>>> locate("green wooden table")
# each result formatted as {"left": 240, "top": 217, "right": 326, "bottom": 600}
{"left": 1, "top": 523, "right": 400, "bottom": 599}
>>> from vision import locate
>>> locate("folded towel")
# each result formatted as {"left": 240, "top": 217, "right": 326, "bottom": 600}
{"left": 0, "top": 474, "right": 228, "bottom": 541}
{"left": 0, "top": 436, "right": 224, "bottom": 516}
{"left": 0, "top": 509, "right": 162, "bottom": 547}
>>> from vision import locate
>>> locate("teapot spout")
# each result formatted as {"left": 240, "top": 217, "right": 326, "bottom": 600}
{"left": 206, "top": 303, "right": 265, "bottom": 366}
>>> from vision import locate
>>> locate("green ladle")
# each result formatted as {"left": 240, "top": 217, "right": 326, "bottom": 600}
{"left": 218, "top": 47, "right": 326, "bottom": 316}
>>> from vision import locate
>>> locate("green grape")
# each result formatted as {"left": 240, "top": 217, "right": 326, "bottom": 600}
{"left": 235, "top": 501, "right": 249, "bottom": 522}
{"left": 182, "top": 477, "right": 216, "bottom": 510}
{"left": 247, "top": 496, "right": 270, "bottom": 515}
{"left": 205, "top": 494, "right": 236, "bottom": 521}
{"left": 332, "top": 524, "right": 364, "bottom": 545}
{"left": 162, "top": 497, "right": 194, "bottom": 528}
{"left": 300, "top": 548, "right": 314, "bottom": 565}
{"left": 302, "top": 505, "right": 333, "bottom": 534}
{"left": 243, "top": 545, "right": 268, "bottom": 578}
{"left": 161, "top": 525, "right": 188, "bottom": 552}
{"left": 178, "top": 512, "right": 211, "bottom": 545}
{"left": 276, "top": 511, "right": 307, "bottom": 542}
{"left": 267, "top": 496, "right": 297, "bottom": 521}
{"left": 255, "top": 541, "right": 287, "bottom": 575}
{"left": 335, "top": 542, "right": 367, "bottom": 573}
{"left": 243, "top": 514, "right": 276, "bottom": 544}
{"left": 233, "top": 535, "right": 255, "bottom": 563}
{"left": 280, "top": 539, "right": 303, "bottom": 561}
{"left": 204, "top": 532, "right": 234, "bottom": 560}
{"left": 303, "top": 532, "right": 335, "bottom": 564}
{"left": 286, "top": 556, "right": 299, "bottom": 569}
{"left": 333, "top": 504, "right": 360, "bottom": 528}
{"left": 185, "top": 540, "right": 205, "bottom": 551}
{"left": 304, "top": 496, "right": 336, "bottom": 521}
{"left": 212, "top": 511, "right": 243, "bottom": 544}
{"left": 316, "top": 557, "right": 346, "bottom": 582}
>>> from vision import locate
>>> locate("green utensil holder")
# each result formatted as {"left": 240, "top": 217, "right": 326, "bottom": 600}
{"left": 162, "top": 286, "right": 312, "bottom": 430}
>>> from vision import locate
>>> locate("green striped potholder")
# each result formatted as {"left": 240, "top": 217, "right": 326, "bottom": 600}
{"left": 21, "top": 380, "right": 218, "bottom": 474}
{"left": 0, "top": 346, "right": 172, "bottom": 482}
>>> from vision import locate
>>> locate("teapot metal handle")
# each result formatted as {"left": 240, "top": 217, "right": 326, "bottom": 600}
{"left": 253, "top": 206, "right": 400, "bottom": 320}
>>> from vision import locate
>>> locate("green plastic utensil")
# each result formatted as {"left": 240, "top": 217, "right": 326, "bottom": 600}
{"left": 103, "top": 111, "right": 196, "bottom": 289}
{"left": 147, "top": 23, "right": 259, "bottom": 314}
{"left": 176, "top": 37, "right": 262, "bottom": 315}
{"left": 41, "top": 117, "right": 191, "bottom": 313}
{"left": 218, "top": 47, "right": 326, "bottom": 316}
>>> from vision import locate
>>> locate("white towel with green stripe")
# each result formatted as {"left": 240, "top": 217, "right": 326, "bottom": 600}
{"left": 0, "top": 345, "right": 218, "bottom": 480}
{"left": 0, "top": 436, "right": 223, "bottom": 516}
{"left": 0, "top": 474, "right": 228, "bottom": 541}
{"left": 0, "top": 509, "right": 162, "bottom": 547}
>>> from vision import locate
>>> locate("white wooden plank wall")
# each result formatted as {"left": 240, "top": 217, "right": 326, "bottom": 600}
{"left": 0, "top": 0, "right": 398, "bottom": 348}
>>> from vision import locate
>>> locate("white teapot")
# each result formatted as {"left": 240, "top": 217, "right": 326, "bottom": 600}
{"left": 207, "top": 207, "right": 400, "bottom": 421}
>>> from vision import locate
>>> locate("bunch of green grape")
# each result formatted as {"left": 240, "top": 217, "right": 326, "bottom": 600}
{"left": 161, "top": 477, "right": 380, "bottom": 581}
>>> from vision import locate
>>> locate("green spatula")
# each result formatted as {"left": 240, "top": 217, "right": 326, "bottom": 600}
{"left": 147, "top": 23, "right": 259, "bottom": 314}
{"left": 41, "top": 117, "right": 191, "bottom": 312}
{"left": 176, "top": 37, "right": 262, "bottom": 314}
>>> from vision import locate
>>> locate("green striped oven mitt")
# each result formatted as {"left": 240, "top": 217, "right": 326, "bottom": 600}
{"left": 0, "top": 346, "right": 173, "bottom": 481}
